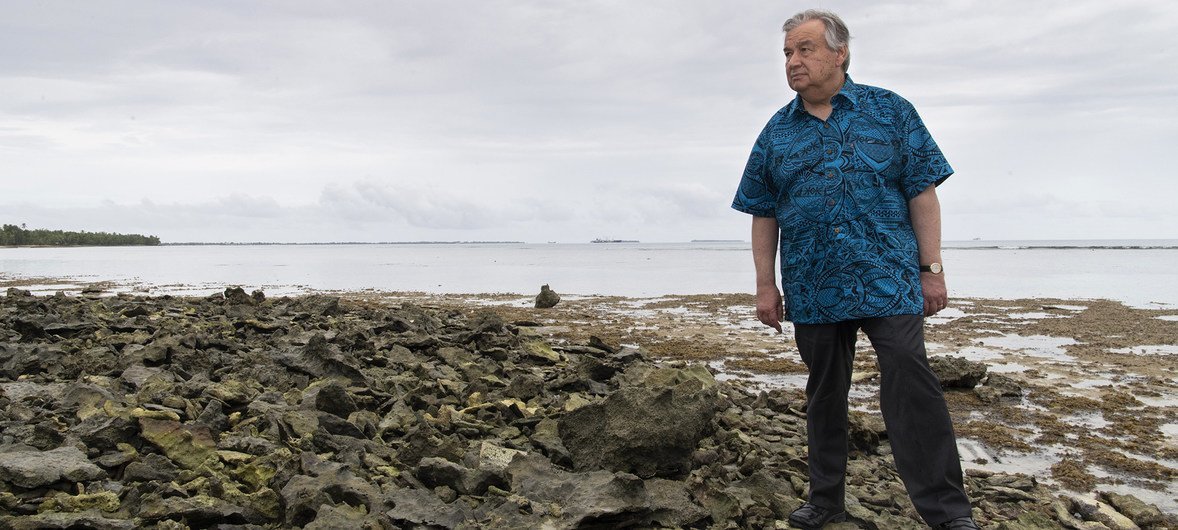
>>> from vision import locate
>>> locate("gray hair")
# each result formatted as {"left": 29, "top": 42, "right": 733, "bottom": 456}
{"left": 782, "top": 9, "right": 851, "bottom": 73}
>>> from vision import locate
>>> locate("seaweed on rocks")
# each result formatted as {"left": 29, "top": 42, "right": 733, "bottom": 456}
{"left": 0, "top": 287, "right": 1173, "bottom": 529}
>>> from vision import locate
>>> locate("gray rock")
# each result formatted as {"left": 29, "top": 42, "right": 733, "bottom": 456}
{"left": 386, "top": 487, "right": 473, "bottom": 529}
{"left": 504, "top": 453, "right": 652, "bottom": 528}
{"left": 71, "top": 414, "right": 137, "bottom": 452}
{"left": 123, "top": 453, "right": 178, "bottom": 482}
{"left": 929, "top": 355, "right": 987, "bottom": 389}
{"left": 0, "top": 445, "right": 105, "bottom": 488}
{"left": 414, "top": 456, "right": 470, "bottom": 493}
{"left": 224, "top": 286, "right": 254, "bottom": 305}
{"left": 301, "top": 379, "right": 358, "bottom": 418}
{"left": 0, "top": 343, "right": 66, "bottom": 378}
{"left": 280, "top": 463, "right": 382, "bottom": 527}
{"left": 848, "top": 410, "right": 888, "bottom": 452}
{"left": 0, "top": 511, "right": 138, "bottom": 530}
{"left": 1068, "top": 495, "right": 1141, "bottom": 530}
{"left": 644, "top": 478, "right": 711, "bottom": 527}
{"left": 534, "top": 284, "right": 560, "bottom": 308}
{"left": 303, "top": 502, "right": 383, "bottom": 530}
{"left": 983, "top": 372, "right": 1024, "bottom": 397}
{"left": 559, "top": 366, "right": 718, "bottom": 478}
{"left": 1099, "top": 492, "right": 1165, "bottom": 527}
{"left": 137, "top": 494, "right": 254, "bottom": 525}
{"left": 279, "top": 334, "right": 367, "bottom": 384}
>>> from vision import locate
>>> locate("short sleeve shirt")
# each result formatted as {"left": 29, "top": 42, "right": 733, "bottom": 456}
{"left": 731, "top": 77, "right": 952, "bottom": 324}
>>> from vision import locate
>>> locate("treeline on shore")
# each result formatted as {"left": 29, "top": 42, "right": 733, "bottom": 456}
{"left": 1, "top": 224, "right": 160, "bottom": 247}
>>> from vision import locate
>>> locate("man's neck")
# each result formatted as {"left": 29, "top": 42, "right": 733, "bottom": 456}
{"left": 799, "top": 73, "right": 846, "bottom": 121}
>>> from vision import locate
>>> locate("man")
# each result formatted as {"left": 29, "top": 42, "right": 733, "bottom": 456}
{"left": 731, "top": 9, "right": 978, "bottom": 530}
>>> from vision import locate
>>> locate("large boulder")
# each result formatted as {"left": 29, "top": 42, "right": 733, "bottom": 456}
{"left": 559, "top": 365, "right": 718, "bottom": 478}
{"left": 534, "top": 284, "right": 560, "bottom": 308}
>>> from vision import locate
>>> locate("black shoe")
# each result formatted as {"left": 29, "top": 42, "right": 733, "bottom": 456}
{"left": 935, "top": 516, "right": 980, "bottom": 529}
{"left": 788, "top": 502, "right": 847, "bottom": 529}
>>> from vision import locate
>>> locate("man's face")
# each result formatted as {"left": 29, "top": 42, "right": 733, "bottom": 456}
{"left": 783, "top": 19, "right": 846, "bottom": 94}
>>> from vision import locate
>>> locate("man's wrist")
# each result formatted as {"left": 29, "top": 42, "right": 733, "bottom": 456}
{"left": 919, "top": 262, "right": 943, "bottom": 274}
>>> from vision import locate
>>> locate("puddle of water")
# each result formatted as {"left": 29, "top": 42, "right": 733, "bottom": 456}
{"left": 926, "top": 307, "right": 968, "bottom": 324}
{"left": 1071, "top": 377, "right": 1116, "bottom": 389}
{"left": 958, "top": 438, "right": 1059, "bottom": 471}
{"left": 1157, "top": 315, "right": 1178, "bottom": 322}
{"left": 987, "top": 362, "right": 1032, "bottom": 374}
{"left": 975, "top": 334, "right": 1078, "bottom": 362}
{"left": 1043, "top": 305, "right": 1088, "bottom": 312}
{"left": 710, "top": 360, "right": 808, "bottom": 387}
{"left": 1007, "top": 312, "right": 1055, "bottom": 319}
{"left": 1136, "top": 394, "right": 1178, "bottom": 407}
{"left": 723, "top": 320, "right": 769, "bottom": 331}
{"left": 944, "top": 345, "right": 1006, "bottom": 362}
{"left": 959, "top": 438, "right": 1178, "bottom": 513}
{"left": 10, "top": 283, "right": 84, "bottom": 295}
{"left": 1108, "top": 345, "right": 1178, "bottom": 356}
{"left": 620, "top": 297, "right": 680, "bottom": 308}
{"left": 1064, "top": 412, "right": 1110, "bottom": 429}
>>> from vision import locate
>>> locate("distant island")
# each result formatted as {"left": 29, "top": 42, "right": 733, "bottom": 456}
{"left": 591, "top": 238, "right": 639, "bottom": 243}
{"left": 164, "top": 241, "right": 525, "bottom": 246}
{"left": 1, "top": 224, "right": 160, "bottom": 247}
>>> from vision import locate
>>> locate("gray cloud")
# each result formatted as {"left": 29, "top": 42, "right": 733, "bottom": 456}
{"left": 1, "top": 0, "right": 1175, "bottom": 242}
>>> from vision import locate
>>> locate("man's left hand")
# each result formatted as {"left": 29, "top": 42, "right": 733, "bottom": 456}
{"left": 921, "top": 272, "right": 948, "bottom": 316}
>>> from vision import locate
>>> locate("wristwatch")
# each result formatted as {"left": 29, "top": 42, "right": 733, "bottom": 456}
{"left": 920, "top": 263, "right": 943, "bottom": 274}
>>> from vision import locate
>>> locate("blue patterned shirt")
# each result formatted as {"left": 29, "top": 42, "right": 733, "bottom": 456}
{"left": 732, "top": 77, "right": 952, "bottom": 324}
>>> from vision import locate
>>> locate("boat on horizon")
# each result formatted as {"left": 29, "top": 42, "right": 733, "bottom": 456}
{"left": 591, "top": 238, "right": 639, "bottom": 243}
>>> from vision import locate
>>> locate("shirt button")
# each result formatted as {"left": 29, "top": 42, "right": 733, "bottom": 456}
{"left": 826, "top": 199, "right": 836, "bottom": 206}
{"left": 825, "top": 172, "right": 834, "bottom": 179}
{"left": 825, "top": 149, "right": 833, "bottom": 155}
{"left": 834, "top": 227, "right": 842, "bottom": 233}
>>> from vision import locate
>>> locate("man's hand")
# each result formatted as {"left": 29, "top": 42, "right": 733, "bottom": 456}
{"left": 921, "top": 272, "right": 948, "bottom": 316}
{"left": 756, "top": 286, "right": 784, "bottom": 332}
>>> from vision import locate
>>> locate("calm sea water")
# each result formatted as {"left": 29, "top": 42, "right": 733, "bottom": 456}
{"left": 2, "top": 241, "right": 1176, "bottom": 307}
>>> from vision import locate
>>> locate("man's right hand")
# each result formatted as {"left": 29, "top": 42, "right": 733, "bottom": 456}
{"left": 756, "top": 287, "right": 784, "bottom": 333}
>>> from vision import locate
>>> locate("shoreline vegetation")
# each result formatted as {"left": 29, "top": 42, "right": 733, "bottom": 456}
{"left": 1, "top": 224, "right": 160, "bottom": 247}
{"left": 0, "top": 276, "right": 1174, "bottom": 528}
{"left": 161, "top": 241, "right": 527, "bottom": 246}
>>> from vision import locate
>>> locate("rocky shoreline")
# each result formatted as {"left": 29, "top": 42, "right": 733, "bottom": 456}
{"left": 0, "top": 287, "right": 1174, "bottom": 529}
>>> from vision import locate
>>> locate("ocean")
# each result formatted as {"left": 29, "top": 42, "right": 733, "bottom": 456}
{"left": 2, "top": 240, "right": 1177, "bottom": 307}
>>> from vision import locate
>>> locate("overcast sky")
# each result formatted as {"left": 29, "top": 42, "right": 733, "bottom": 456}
{"left": 2, "top": 0, "right": 1175, "bottom": 243}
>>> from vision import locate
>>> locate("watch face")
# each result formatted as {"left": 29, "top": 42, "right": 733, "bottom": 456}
{"left": 930, "top": 263, "right": 943, "bottom": 274}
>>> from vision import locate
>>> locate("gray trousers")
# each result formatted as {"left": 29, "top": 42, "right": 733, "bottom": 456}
{"left": 793, "top": 314, "right": 971, "bottom": 525}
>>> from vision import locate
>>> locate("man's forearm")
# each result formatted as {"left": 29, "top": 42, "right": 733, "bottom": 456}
{"left": 909, "top": 186, "right": 942, "bottom": 265}
{"left": 751, "top": 216, "right": 779, "bottom": 289}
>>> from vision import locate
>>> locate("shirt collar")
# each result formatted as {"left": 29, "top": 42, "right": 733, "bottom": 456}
{"left": 785, "top": 75, "right": 860, "bottom": 117}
